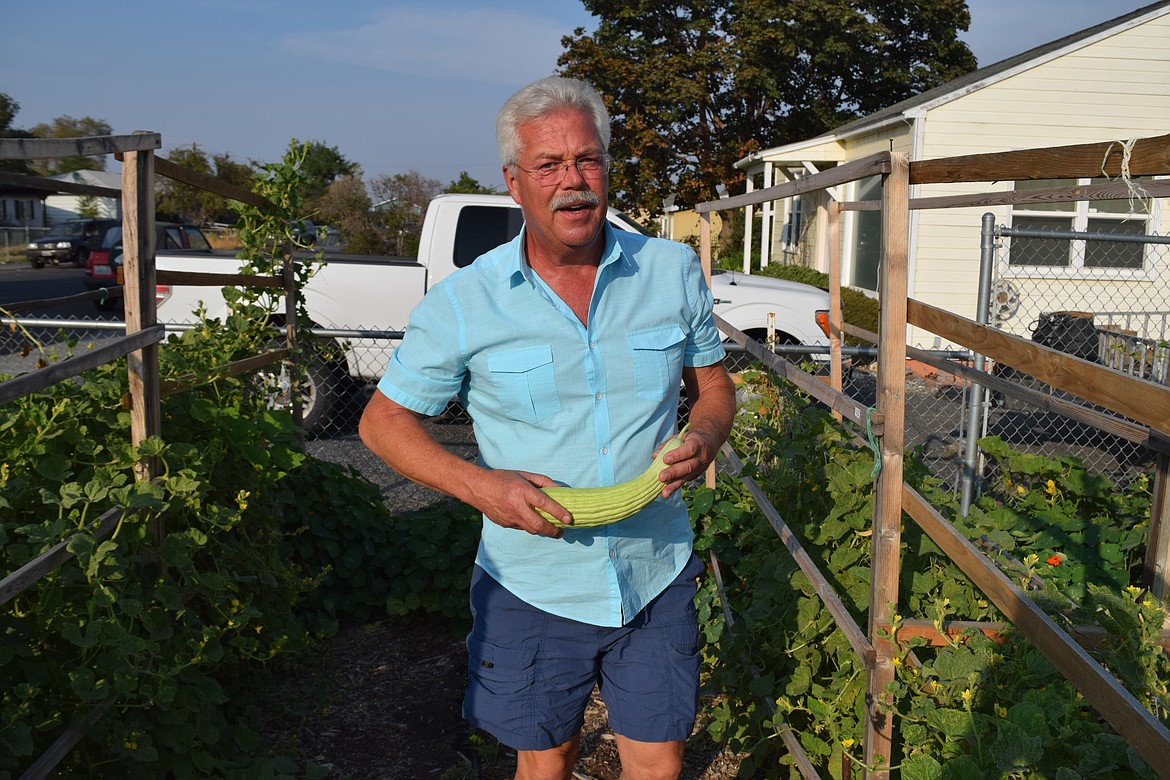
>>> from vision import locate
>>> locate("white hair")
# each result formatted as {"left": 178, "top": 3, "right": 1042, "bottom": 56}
{"left": 496, "top": 76, "right": 610, "bottom": 167}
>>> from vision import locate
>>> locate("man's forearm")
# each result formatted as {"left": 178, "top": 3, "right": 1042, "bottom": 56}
{"left": 358, "top": 392, "right": 484, "bottom": 505}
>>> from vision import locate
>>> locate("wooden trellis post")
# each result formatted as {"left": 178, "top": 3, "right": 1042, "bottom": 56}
{"left": 121, "top": 140, "right": 162, "bottom": 547}
{"left": 864, "top": 152, "right": 910, "bottom": 777}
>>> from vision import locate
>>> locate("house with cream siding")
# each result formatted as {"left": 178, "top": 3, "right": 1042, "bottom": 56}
{"left": 736, "top": 1, "right": 1170, "bottom": 357}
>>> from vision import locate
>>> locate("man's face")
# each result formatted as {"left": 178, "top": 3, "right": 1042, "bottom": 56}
{"left": 502, "top": 108, "right": 609, "bottom": 262}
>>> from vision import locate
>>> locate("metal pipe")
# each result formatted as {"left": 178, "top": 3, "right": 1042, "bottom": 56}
{"left": 960, "top": 213, "right": 997, "bottom": 516}
{"left": 1, "top": 318, "right": 405, "bottom": 340}
{"left": 999, "top": 226, "right": 1170, "bottom": 244}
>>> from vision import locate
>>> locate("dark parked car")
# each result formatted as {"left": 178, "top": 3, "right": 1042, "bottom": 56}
{"left": 84, "top": 222, "right": 214, "bottom": 310}
{"left": 26, "top": 218, "right": 120, "bottom": 268}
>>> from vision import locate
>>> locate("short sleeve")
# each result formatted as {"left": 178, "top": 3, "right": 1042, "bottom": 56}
{"left": 682, "top": 249, "right": 726, "bottom": 368}
{"left": 376, "top": 283, "right": 467, "bottom": 416}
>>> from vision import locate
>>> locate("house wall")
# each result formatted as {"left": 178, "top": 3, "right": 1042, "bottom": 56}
{"left": 907, "top": 13, "right": 1170, "bottom": 349}
{"left": 44, "top": 193, "right": 121, "bottom": 226}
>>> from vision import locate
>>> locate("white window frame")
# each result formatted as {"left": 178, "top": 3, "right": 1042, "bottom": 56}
{"left": 1005, "top": 177, "right": 1161, "bottom": 282}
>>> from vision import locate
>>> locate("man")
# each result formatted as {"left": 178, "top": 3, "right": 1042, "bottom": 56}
{"left": 359, "top": 76, "right": 735, "bottom": 780}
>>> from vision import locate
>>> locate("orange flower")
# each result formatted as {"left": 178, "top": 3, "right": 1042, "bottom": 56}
{"left": 1046, "top": 554, "right": 1062, "bottom": 566}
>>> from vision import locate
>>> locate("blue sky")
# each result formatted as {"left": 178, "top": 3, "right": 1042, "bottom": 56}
{"left": 2, "top": 0, "right": 1146, "bottom": 189}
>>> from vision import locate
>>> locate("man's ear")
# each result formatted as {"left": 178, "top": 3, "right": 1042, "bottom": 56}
{"left": 502, "top": 164, "right": 522, "bottom": 205}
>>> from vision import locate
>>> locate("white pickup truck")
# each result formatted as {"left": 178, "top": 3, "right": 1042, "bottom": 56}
{"left": 155, "top": 193, "right": 830, "bottom": 433}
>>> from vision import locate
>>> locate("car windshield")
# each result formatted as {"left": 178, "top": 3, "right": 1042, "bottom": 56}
{"left": 55, "top": 221, "right": 90, "bottom": 237}
{"left": 167, "top": 226, "right": 212, "bottom": 251}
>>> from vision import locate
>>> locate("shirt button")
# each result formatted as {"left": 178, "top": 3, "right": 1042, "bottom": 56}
{"left": 601, "top": 447, "right": 608, "bottom": 455}
{"left": 609, "top": 550, "right": 616, "bottom": 558}
{"left": 589, "top": 342, "right": 595, "bottom": 349}
{"left": 595, "top": 392, "right": 603, "bottom": 400}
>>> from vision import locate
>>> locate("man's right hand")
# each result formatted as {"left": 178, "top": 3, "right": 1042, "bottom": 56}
{"left": 474, "top": 469, "right": 572, "bottom": 538}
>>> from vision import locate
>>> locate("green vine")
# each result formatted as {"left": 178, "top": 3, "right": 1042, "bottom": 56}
{"left": 687, "top": 370, "right": 1166, "bottom": 778}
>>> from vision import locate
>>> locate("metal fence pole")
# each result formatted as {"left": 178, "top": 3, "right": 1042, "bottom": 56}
{"left": 959, "top": 213, "right": 997, "bottom": 516}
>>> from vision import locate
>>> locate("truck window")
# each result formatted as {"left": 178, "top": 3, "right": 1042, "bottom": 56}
{"left": 453, "top": 206, "right": 525, "bottom": 267}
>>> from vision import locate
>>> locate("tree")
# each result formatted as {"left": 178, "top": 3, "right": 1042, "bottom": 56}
{"left": 445, "top": 171, "right": 499, "bottom": 195}
{"left": 156, "top": 146, "right": 258, "bottom": 225}
{"left": 28, "top": 115, "right": 114, "bottom": 175}
{"left": 369, "top": 171, "right": 443, "bottom": 256}
{"left": 313, "top": 175, "right": 390, "bottom": 255}
{"left": 157, "top": 144, "right": 218, "bottom": 225}
{"left": 299, "top": 140, "right": 360, "bottom": 203}
{"left": 558, "top": 0, "right": 977, "bottom": 221}
{"left": 0, "top": 93, "right": 35, "bottom": 174}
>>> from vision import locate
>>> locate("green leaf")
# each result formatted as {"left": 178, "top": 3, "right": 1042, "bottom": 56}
{"left": 35, "top": 453, "right": 73, "bottom": 481}
{"left": 940, "top": 755, "right": 982, "bottom": 780}
{"left": 992, "top": 720, "right": 1044, "bottom": 771}
{"left": 925, "top": 708, "right": 974, "bottom": 740}
{"left": 901, "top": 754, "right": 942, "bottom": 780}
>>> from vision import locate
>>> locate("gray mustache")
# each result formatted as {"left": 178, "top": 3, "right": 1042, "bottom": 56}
{"left": 550, "top": 191, "right": 601, "bottom": 210}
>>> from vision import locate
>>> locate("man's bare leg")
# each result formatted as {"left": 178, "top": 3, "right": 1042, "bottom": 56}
{"left": 514, "top": 734, "right": 581, "bottom": 780}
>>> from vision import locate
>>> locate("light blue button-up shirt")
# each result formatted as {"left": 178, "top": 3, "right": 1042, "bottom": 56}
{"left": 376, "top": 223, "right": 725, "bottom": 626}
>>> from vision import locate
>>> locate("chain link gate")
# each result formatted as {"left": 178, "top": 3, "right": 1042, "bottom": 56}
{"left": 940, "top": 218, "right": 1170, "bottom": 506}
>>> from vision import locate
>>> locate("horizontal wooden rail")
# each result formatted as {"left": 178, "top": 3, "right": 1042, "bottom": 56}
{"left": 902, "top": 484, "right": 1170, "bottom": 769}
{"left": 0, "top": 171, "right": 121, "bottom": 199}
{"left": 0, "top": 133, "right": 161, "bottom": 160}
{"left": 842, "top": 322, "right": 1170, "bottom": 456}
{"left": 147, "top": 347, "right": 289, "bottom": 403}
{"left": 696, "top": 152, "right": 891, "bottom": 213}
{"left": 0, "top": 508, "right": 123, "bottom": 606}
{"left": 897, "top": 618, "right": 1170, "bottom": 654}
{"left": 721, "top": 443, "right": 875, "bottom": 665}
{"left": 156, "top": 269, "right": 282, "bottom": 289}
{"left": 840, "top": 177, "right": 1170, "bottom": 212}
{"left": 0, "top": 326, "right": 164, "bottom": 405}
{"left": 151, "top": 156, "right": 279, "bottom": 214}
{"left": 910, "top": 133, "right": 1170, "bottom": 185}
{"left": 907, "top": 299, "right": 1170, "bottom": 437}
{"left": 718, "top": 316, "right": 882, "bottom": 434}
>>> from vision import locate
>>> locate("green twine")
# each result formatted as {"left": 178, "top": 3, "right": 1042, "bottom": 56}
{"left": 866, "top": 406, "right": 881, "bottom": 480}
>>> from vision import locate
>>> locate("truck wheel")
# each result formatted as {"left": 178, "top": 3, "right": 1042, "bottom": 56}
{"left": 29, "top": 257, "right": 44, "bottom": 269}
{"left": 261, "top": 353, "right": 342, "bottom": 437}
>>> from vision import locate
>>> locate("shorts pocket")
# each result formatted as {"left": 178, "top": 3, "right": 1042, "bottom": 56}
{"left": 466, "top": 635, "right": 538, "bottom": 698}
{"left": 487, "top": 345, "right": 562, "bottom": 423}
{"left": 627, "top": 325, "right": 685, "bottom": 400}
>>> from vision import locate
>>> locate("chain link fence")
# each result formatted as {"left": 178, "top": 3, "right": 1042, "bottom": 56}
{"left": 894, "top": 221, "right": 1169, "bottom": 501}
{"left": 1, "top": 226, "right": 49, "bottom": 262}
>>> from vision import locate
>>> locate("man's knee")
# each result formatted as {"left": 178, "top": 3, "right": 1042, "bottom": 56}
{"left": 514, "top": 735, "right": 581, "bottom": 780}
{"left": 614, "top": 735, "right": 685, "bottom": 780}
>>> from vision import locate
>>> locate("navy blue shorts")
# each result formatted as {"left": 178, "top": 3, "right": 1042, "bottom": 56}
{"left": 463, "top": 555, "right": 705, "bottom": 751}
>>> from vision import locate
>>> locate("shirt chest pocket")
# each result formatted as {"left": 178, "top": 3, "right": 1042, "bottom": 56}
{"left": 487, "top": 345, "right": 562, "bottom": 423}
{"left": 627, "top": 325, "right": 686, "bottom": 400}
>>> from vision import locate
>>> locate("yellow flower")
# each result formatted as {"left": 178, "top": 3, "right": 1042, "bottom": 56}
{"left": 1045, "top": 479, "right": 1056, "bottom": 495}
{"left": 842, "top": 737, "right": 855, "bottom": 749}
{"left": 891, "top": 655, "right": 902, "bottom": 666}
{"left": 1016, "top": 484, "right": 1027, "bottom": 497}
{"left": 961, "top": 688, "right": 973, "bottom": 703}
{"left": 995, "top": 705, "right": 1007, "bottom": 718}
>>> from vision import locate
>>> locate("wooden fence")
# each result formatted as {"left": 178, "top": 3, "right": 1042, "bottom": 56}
{"left": 0, "top": 134, "right": 300, "bottom": 779}
{"left": 695, "top": 133, "right": 1170, "bottom": 778}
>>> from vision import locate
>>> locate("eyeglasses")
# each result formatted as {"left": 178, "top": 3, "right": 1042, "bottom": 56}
{"left": 513, "top": 155, "right": 610, "bottom": 187}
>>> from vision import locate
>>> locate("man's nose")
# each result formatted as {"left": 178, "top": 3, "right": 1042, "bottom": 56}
{"left": 561, "top": 160, "right": 588, "bottom": 186}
